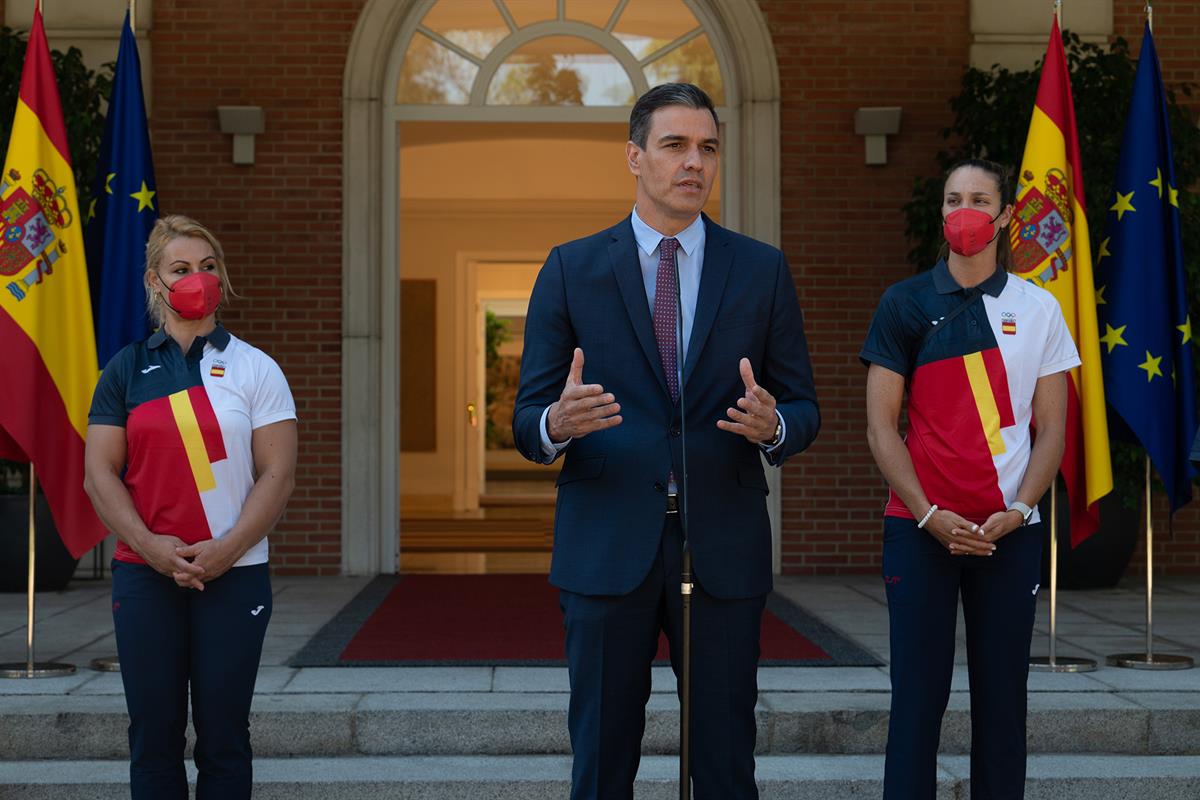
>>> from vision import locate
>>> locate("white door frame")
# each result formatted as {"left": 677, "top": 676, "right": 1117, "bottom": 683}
{"left": 342, "top": 0, "right": 783, "bottom": 575}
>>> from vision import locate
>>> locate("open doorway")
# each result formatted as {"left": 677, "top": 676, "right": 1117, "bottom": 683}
{"left": 397, "top": 120, "right": 722, "bottom": 573}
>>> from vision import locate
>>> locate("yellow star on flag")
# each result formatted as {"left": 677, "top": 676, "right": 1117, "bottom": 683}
{"left": 1150, "top": 168, "right": 1163, "bottom": 197}
{"left": 1169, "top": 185, "right": 1179, "bottom": 208}
{"left": 130, "top": 181, "right": 156, "bottom": 213}
{"left": 1097, "top": 237, "right": 1111, "bottom": 263}
{"left": 1096, "top": 285, "right": 1107, "bottom": 305}
{"left": 1179, "top": 316, "right": 1193, "bottom": 345}
{"left": 1100, "top": 323, "right": 1128, "bottom": 354}
{"left": 86, "top": 197, "right": 97, "bottom": 223}
{"left": 1111, "top": 190, "right": 1136, "bottom": 221}
{"left": 1138, "top": 350, "right": 1163, "bottom": 382}
{"left": 104, "top": 172, "right": 116, "bottom": 195}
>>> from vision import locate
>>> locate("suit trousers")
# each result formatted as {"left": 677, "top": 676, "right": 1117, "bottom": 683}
{"left": 112, "top": 560, "right": 272, "bottom": 800}
{"left": 560, "top": 514, "right": 766, "bottom": 800}
{"left": 882, "top": 516, "right": 1043, "bottom": 800}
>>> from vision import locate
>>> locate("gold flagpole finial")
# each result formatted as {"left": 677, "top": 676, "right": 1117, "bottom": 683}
{"left": 130, "top": 0, "right": 137, "bottom": 35}
{"left": 1146, "top": 2, "right": 1153, "bottom": 32}
{"left": 1054, "top": 0, "right": 1062, "bottom": 28}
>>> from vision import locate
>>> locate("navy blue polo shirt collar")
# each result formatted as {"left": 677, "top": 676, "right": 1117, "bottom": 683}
{"left": 932, "top": 259, "right": 1007, "bottom": 298}
{"left": 147, "top": 323, "right": 231, "bottom": 351}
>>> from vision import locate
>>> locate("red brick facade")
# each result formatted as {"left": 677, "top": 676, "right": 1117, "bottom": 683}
{"left": 128, "top": 1, "right": 1198, "bottom": 575}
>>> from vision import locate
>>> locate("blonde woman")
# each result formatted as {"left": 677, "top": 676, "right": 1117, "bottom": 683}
{"left": 84, "top": 215, "right": 297, "bottom": 799}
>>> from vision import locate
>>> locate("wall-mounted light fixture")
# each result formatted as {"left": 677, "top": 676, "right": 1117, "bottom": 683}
{"left": 217, "top": 105, "right": 265, "bottom": 165}
{"left": 854, "top": 106, "right": 902, "bottom": 166}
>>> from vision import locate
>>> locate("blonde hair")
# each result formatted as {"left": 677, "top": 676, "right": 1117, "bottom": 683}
{"left": 144, "top": 215, "right": 238, "bottom": 325}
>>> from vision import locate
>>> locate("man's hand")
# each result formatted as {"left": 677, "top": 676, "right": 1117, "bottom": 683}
{"left": 717, "top": 358, "right": 778, "bottom": 444}
{"left": 923, "top": 508, "right": 996, "bottom": 556}
{"left": 546, "top": 348, "right": 622, "bottom": 442}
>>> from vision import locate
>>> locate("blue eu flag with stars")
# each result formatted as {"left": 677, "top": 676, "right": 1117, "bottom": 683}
{"left": 1096, "top": 23, "right": 1197, "bottom": 511}
{"left": 84, "top": 11, "right": 157, "bottom": 366}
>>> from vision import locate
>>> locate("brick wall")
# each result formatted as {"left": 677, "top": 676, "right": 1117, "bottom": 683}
{"left": 762, "top": 0, "right": 973, "bottom": 574}
{"left": 766, "top": 0, "right": 1200, "bottom": 576}
{"left": 149, "top": 0, "right": 363, "bottom": 575}
{"left": 138, "top": 0, "right": 1197, "bottom": 576}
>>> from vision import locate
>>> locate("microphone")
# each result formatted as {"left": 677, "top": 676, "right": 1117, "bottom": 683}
{"left": 672, "top": 242, "right": 694, "bottom": 800}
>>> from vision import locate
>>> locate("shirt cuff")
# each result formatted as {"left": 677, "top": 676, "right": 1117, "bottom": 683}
{"left": 539, "top": 406, "right": 572, "bottom": 458}
{"left": 759, "top": 410, "right": 786, "bottom": 454}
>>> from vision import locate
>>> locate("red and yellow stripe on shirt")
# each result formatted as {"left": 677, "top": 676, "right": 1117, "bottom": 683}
{"left": 0, "top": 9, "right": 104, "bottom": 557}
{"left": 890, "top": 347, "right": 1016, "bottom": 524}
{"left": 119, "top": 386, "right": 227, "bottom": 562}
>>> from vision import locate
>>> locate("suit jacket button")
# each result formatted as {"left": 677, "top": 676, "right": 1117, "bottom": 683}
{"left": 653, "top": 482, "right": 665, "bottom": 493}
{"left": 670, "top": 428, "right": 680, "bottom": 437}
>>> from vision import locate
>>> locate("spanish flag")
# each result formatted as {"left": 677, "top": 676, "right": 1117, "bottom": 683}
{"left": 0, "top": 8, "right": 105, "bottom": 558}
{"left": 1010, "top": 16, "right": 1112, "bottom": 545}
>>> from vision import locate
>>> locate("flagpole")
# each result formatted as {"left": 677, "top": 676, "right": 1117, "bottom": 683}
{"left": 1107, "top": 456, "right": 1193, "bottom": 669}
{"left": 1030, "top": 480, "right": 1096, "bottom": 672}
{"left": 0, "top": 466, "right": 77, "bottom": 678}
{"left": 1054, "top": 0, "right": 1062, "bottom": 28}
{"left": 130, "top": 0, "right": 136, "bottom": 35}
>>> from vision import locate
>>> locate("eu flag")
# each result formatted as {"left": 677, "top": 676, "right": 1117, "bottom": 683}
{"left": 1096, "top": 23, "right": 1197, "bottom": 511}
{"left": 84, "top": 11, "right": 157, "bottom": 366}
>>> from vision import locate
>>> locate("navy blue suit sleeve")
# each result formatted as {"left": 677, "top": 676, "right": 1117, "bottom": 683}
{"left": 513, "top": 246, "right": 574, "bottom": 465}
{"left": 761, "top": 252, "right": 819, "bottom": 466}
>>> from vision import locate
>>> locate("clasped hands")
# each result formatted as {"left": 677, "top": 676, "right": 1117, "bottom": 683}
{"left": 546, "top": 348, "right": 777, "bottom": 444}
{"left": 923, "top": 507, "right": 1025, "bottom": 556}
{"left": 138, "top": 533, "right": 239, "bottom": 590}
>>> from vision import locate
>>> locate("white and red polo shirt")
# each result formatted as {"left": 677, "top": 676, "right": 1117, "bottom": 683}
{"left": 88, "top": 324, "right": 296, "bottom": 567}
{"left": 860, "top": 260, "right": 1080, "bottom": 525}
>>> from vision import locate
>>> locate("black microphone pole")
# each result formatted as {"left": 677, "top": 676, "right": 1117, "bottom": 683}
{"left": 673, "top": 247, "right": 692, "bottom": 800}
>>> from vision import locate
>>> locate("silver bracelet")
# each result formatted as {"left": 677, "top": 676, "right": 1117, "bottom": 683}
{"left": 916, "top": 504, "right": 938, "bottom": 529}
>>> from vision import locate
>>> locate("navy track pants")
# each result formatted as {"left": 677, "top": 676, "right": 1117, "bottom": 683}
{"left": 112, "top": 560, "right": 271, "bottom": 800}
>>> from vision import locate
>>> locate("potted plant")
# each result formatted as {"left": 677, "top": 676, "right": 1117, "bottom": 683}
{"left": 0, "top": 461, "right": 79, "bottom": 592}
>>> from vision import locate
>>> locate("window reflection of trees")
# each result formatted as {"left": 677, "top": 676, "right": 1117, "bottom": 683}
{"left": 396, "top": 33, "right": 475, "bottom": 104}
{"left": 396, "top": 0, "right": 724, "bottom": 108}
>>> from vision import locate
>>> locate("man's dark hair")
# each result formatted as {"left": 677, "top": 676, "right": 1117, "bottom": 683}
{"left": 629, "top": 83, "right": 719, "bottom": 149}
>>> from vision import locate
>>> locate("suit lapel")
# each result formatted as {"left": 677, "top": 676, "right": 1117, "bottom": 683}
{"left": 683, "top": 215, "right": 733, "bottom": 389}
{"left": 608, "top": 218, "right": 671, "bottom": 398}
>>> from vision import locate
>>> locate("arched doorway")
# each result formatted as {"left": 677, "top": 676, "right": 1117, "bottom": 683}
{"left": 342, "top": 0, "right": 782, "bottom": 575}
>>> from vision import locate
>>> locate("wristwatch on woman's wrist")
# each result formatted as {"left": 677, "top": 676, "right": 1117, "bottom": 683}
{"left": 1007, "top": 501, "right": 1034, "bottom": 526}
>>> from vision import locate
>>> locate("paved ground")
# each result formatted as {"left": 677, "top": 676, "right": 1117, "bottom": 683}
{"left": 1, "top": 573, "right": 1197, "bottom": 694}
{"left": 2, "top": 574, "right": 1198, "bottom": 797}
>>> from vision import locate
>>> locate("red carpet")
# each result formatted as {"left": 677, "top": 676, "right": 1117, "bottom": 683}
{"left": 338, "top": 574, "right": 831, "bottom": 664}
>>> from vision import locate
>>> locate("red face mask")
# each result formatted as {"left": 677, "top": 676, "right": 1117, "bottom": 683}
{"left": 162, "top": 271, "right": 222, "bottom": 320}
{"left": 943, "top": 208, "right": 1003, "bottom": 257}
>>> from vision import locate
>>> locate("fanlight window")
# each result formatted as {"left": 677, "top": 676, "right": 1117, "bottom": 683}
{"left": 396, "top": 0, "right": 726, "bottom": 107}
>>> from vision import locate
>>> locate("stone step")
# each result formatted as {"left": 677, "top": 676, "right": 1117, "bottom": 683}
{"left": 1, "top": 754, "right": 1198, "bottom": 799}
{"left": 2, "top": 691, "right": 1197, "bottom": 760}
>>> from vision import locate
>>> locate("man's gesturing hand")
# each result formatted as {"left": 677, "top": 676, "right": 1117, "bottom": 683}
{"left": 546, "top": 348, "right": 622, "bottom": 442}
{"left": 716, "top": 358, "right": 778, "bottom": 444}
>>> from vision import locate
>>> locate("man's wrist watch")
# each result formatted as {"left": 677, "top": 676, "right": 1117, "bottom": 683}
{"left": 1007, "top": 501, "right": 1034, "bottom": 526}
{"left": 768, "top": 419, "right": 783, "bottom": 447}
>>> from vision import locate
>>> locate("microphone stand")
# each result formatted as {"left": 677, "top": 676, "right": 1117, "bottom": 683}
{"left": 673, "top": 247, "right": 693, "bottom": 800}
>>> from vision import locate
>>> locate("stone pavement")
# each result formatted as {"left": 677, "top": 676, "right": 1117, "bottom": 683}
{"left": 1, "top": 574, "right": 1198, "bottom": 797}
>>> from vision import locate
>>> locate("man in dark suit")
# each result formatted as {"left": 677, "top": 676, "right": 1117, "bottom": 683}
{"left": 513, "top": 83, "right": 819, "bottom": 800}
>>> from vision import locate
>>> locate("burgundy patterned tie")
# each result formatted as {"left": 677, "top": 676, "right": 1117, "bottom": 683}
{"left": 653, "top": 237, "right": 680, "bottom": 403}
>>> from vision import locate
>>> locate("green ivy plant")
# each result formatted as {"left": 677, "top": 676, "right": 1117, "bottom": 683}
{"left": 903, "top": 30, "right": 1200, "bottom": 507}
{"left": 0, "top": 26, "right": 111, "bottom": 493}
{"left": 0, "top": 25, "right": 112, "bottom": 213}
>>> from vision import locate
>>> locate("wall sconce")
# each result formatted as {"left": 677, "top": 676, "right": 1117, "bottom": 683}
{"left": 854, "top": 106, "right": 902, "bottom": 166}
{"left": 217, "top": 105, "right": 265, "bottom": 165}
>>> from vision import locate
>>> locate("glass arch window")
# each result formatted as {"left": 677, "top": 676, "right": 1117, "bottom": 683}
{"left": 395, "top": 0, "right": 726, "bottom": 107}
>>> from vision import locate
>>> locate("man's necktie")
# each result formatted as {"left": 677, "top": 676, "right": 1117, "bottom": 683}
{"left": 653, "top": 237, "right": 680, "bottom": 403}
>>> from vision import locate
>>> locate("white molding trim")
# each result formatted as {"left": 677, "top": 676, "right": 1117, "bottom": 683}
{"left": 344, "top": 0, "right": 782, "bottom": 575}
